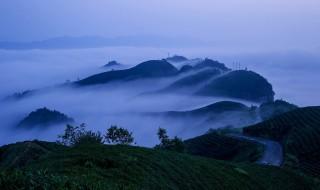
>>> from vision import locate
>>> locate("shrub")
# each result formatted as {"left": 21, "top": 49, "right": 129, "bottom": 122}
{"left": 105, "top": 126, "right": 134, "bottom": 145}
{"left": 73, "top": 131, "right": 104, "bottom": 146}
{"left": 58, "top": 124, "right": 104, "bottom": 146}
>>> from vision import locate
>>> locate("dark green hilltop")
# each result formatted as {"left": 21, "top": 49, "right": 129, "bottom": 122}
{"left": 196, "top": 70, "right": 275, "bottom": 103}
{"left": 244, "top": 106, "right": 320, "bottom": 178}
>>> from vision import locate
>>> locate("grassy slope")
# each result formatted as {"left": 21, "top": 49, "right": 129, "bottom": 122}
{"left": 244, "top": 106, "right": 320, "bottom": 177}
{"left": 0, "top": 141, "right": 318, "bottom": 190}
{"left": 185, "top": 132, "right": 264, "bottom": 163}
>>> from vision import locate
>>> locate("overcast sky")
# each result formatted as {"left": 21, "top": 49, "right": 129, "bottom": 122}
{"left": 0, "top": 0, "right": 320, "bottom": 50}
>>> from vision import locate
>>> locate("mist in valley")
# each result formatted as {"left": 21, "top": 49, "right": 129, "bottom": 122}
{"left": 0, "top": 47, "right": 319, "bottom": 146}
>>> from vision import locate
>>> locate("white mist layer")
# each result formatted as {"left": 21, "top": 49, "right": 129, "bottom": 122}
{"left": 0, "top": 47, "right": 319, "bottom": 146}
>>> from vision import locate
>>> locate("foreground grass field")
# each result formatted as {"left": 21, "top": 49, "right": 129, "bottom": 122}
{"left": 0, "top": 141, "right": 318, "bottom": 190}
{"left": 244, "top": 106, "right": 320, "bottom": 178}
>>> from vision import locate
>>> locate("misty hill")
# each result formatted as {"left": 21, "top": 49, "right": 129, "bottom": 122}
{"left": 166, "top": 55, "right": 188, "bottom": 62}
{"left": 154, "top": 101, "right": 259, "bottom": 130}
{"left": 165, "top": 101, "right": 251, "bottom": 118}
{"left": 17, "top": 107, "right": 74, "bottom": 128}
{"left": 178, "top": 65, "right": 193, "bottom": 73}
{"left": 159, "top": 69, "right": 222, "bottom": 93}
{"left": 196, "top": 70, "right": 275, "bottom": 103}
{"left": 77, "top": 60, "right": 178, "bottom": 86}
{"left": 159, "top": 101, "right": 257, "bottom": 127}
{"left": 155, "top": 59, "right": 231, "bottom": 93}
{"left": 103, "top": 60, "right": 122, "bottom": 68}
{"left": 0, "top": 141, "right": 317, "bottom": 189}
{"left": 193, "top": 58, "right": 230, "bottom": 72}
{"left": 4, "top": 90, "right": 35, "bottom": 101}
{"left": 259, "top": 100, "right": 298, "bottom": 120}
{"left": 244, "top": 106, "right": 320, "bottom": 178}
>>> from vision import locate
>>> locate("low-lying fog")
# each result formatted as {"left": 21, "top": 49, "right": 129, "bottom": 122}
{"left": 0, "top": 47, "right": 319, "bottom": 146}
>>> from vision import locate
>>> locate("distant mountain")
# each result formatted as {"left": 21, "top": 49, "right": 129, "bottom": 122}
{"left": 103, "top": 61, "right": 122, "bottom": 68}
{"left": 17, "top": 107, "right": 74, "bottom": 128}
{"left": 193, "top": 58, "right": 230, "bottom": 72}
{"left": 4, "top": 90, "right": 35, "bottom": 101}
{"left": 166, "top": 55, "right": 188, "bottom": 62}
{"left": 155, "top": 59, "right": 231, "bottom": 94}
{"left": 158, "top": 69, "right": 222, "bottom": 93}
{"left": 196, "top": 70, "right": 275, "bottom": 103}
{"left": 77, "top": 60, "right": 178, "bottom": 86}
{"left": 0, "top": 36, "right": 215, "bottom": 50}
{"left": 259, "top": 100, "right": 298, "bottom": 120}
{"left": 102, "top": 60, "right": 127, "bottom": 71}
{"left": 148, "top": 101, "right": 258, "bottom": 130}
{"left": 0, "top": 36, "right": 109, "bottom": 50}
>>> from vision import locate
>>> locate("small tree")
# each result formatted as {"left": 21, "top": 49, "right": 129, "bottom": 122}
{"left": 157, "top": 128, "right": 169, "bottom": 143}
{"left": 105, "top": 126, "right": 134, "bottom": 145}
{"left": 155, "top": 128, "right": 185, "bottom": 153}
{"left": 58, "top": 124, "right": 85, "bottom": 146}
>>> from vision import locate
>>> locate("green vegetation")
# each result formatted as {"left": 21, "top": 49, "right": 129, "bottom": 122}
{"left": 105, "top": 126, "right": 134, "bottom": 145}
{"left": 0, "top": 141, "right": 318, "bottom": 190}
{"left": 18, "top": 107, "right": 74, "bottom": 128}
{"left": 58, "top": 124, "right": 134, "bottom": 146}
{"left": 0, "top": 141, "right": 64, "bottom": 170}
{"left": 244, "top": 106, "right": 320, "bottom": 178}
{"left": 184, "top": 131, "right": 264, "bottom": 163}
{"left": 58, "top": 124, "right": 104, "bottom": 146}
{"left": 196, "top": 70, "right": 275, "bottom": 102}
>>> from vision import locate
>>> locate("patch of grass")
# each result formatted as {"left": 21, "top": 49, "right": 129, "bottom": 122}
{"left": 0, "top": 141, "right": 318, "bottom": 190}
{"left": 0, "top": 140, "right": 65, "bottom": 169}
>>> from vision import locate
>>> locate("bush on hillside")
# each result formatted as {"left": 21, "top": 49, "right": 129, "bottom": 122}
{"left": 105, "top": 126, "right": 134, "bottom": 145}
{"left": 155, "top": 128, "right": 185, "bottom": 153}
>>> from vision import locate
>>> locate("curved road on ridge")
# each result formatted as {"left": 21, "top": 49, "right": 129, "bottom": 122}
{"left": 228, "top": 134, "right": 283, "bottom": 167}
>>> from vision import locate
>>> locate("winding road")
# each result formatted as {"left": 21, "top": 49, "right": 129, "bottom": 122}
{"left": 228, "top": 134, "right": 283, "bottom": 166}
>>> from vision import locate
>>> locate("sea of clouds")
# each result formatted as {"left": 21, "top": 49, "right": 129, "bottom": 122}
{"left": 0, "top": 47, "right": 319, "bottom": 146}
